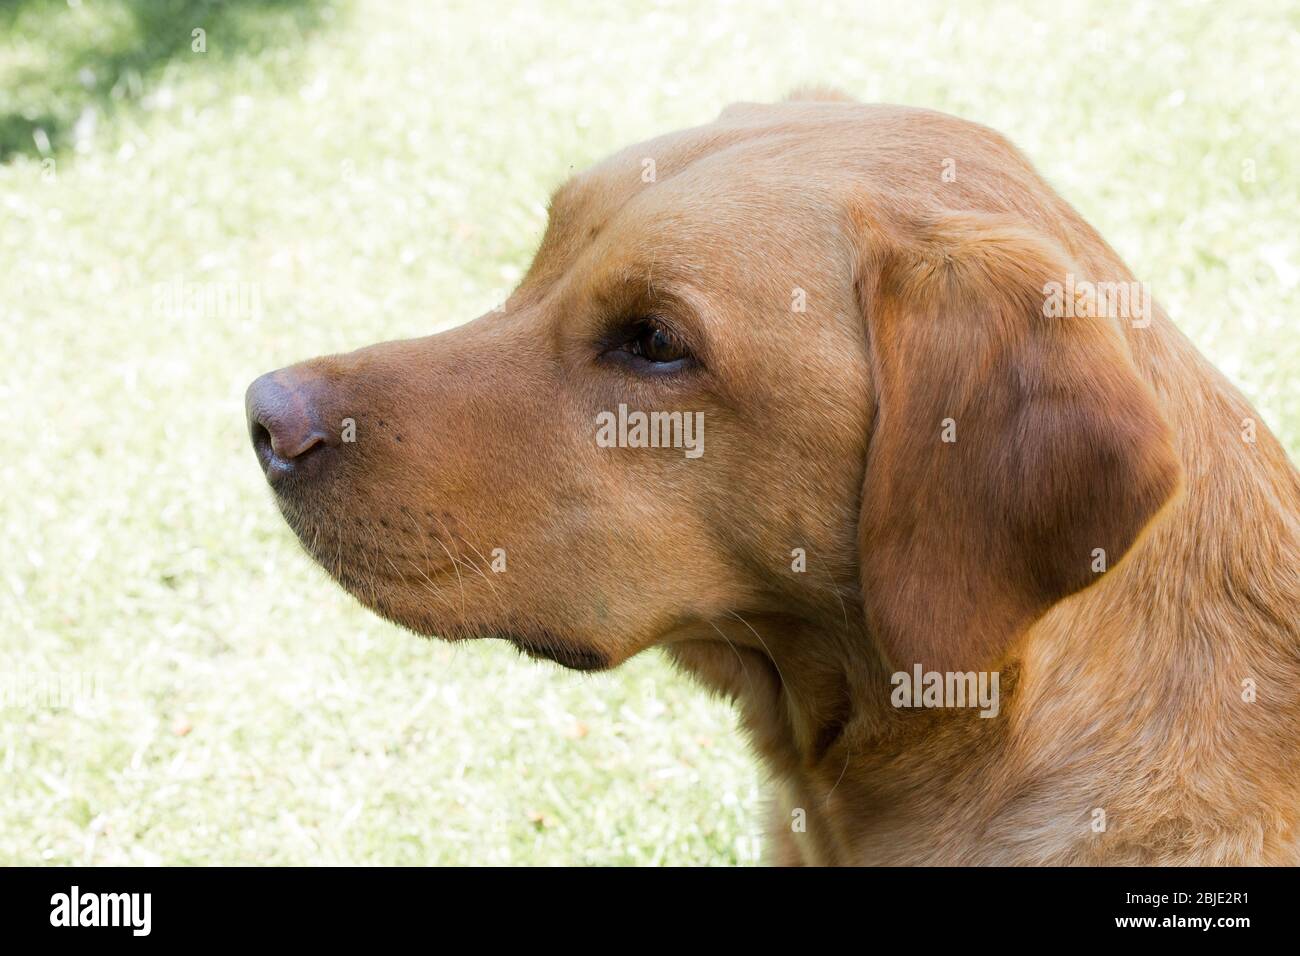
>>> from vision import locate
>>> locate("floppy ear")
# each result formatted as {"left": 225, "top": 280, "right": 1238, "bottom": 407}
{"left": 857, "top": 213, "right": 1181, "bottom": 672}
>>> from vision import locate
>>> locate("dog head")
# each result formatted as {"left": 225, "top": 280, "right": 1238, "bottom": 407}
{"left": 247, "top": 95, "right": 1179, "bottom": 675}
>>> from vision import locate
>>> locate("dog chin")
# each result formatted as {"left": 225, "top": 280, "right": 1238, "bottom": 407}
{"left": 275, "top": 514, "right": 610, "bottom": 672}
{"left": 340, "top": 591, "right": 611, "bottom": 673}
{"left": 400, "top": 620, "right": 611, "bottom": 673}
{"left": 499, "top": 633, "right": 611, "bottom": 672}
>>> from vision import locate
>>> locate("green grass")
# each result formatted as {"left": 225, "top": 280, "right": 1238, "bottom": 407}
{"left": 2, "top": 0, "right": 1296, "bottom": 865}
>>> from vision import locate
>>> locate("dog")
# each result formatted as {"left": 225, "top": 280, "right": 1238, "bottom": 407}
{"left": 246, "top": 91, "right": 1300, "bottom": 865}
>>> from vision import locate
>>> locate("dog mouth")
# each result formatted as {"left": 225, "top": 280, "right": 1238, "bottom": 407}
{"left": 330, "top": 564, "right": 610, "bottom": 672}
{"left": 273, "top": 504, "right": 609, "bottom": 672}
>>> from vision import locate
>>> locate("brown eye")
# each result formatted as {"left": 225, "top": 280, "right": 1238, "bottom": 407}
{"left": 627, "top": 323, "right": 688, "bottom": 364}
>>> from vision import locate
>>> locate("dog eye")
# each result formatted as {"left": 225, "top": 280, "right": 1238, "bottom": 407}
{"left": 623, "top": 321, "right": 689, "bottom": 364}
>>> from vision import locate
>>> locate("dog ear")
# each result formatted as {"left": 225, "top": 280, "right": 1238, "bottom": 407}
{"left": 856, "top": 212, "right": 1181, "bottom": 672}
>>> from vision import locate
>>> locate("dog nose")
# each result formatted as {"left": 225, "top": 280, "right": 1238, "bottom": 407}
{"left": 245, "top": 369, "right": 338, "bottom": 480}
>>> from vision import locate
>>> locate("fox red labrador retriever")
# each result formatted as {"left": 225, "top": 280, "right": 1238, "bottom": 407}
{"left": 247, "top": 91, "right": 1300, "bottom": 865}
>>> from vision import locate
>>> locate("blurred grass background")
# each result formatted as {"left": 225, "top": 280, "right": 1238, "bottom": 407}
{"left": 1, "top": 0, "right": 1296, "bottom": 865}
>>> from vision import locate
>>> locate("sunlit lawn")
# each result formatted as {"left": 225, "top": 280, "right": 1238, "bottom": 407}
{"left": 1, "top": 0, "right": 1296, "bottom": 864}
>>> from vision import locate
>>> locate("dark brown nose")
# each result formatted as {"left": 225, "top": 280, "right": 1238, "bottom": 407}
{"left": 245, "top": 368, "right": 339, "bottom": 481}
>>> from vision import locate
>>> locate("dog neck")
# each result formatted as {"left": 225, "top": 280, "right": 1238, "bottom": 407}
{"left": 665, "top": 308, "right": 1300, "bottom": 864}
